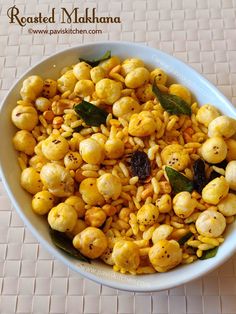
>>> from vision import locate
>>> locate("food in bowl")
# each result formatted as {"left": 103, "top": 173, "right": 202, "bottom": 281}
{"left": 10, "top": 50, "right": 236, "bottom": 275}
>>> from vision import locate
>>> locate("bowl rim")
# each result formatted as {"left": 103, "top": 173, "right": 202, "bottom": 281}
{"left": 1, "top": 41, "right": 236, "bottom": 292}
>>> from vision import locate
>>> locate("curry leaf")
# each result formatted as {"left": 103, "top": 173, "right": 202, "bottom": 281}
{"left": 79, "top": 50, "right": 111, "bottom": 67}
{"left": 165, "top": 166, "right": 194, "bottom": 194}
{"left": 49, "top": 228, "right": 90, "bottom": 263}
{"left": 178, "top": 232, "right": 193, "bottom": 245}
{"left": 200, "top": 247, "right": 218, "bottom": 260}
{"left": 152, "top": 83, "right": 191, "bottom": 116}
{"left": 74, "top": 101, "right": 108, "bottom": 126}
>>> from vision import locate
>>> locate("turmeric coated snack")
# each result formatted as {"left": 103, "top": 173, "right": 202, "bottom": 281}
{"left": 12, "top": 51, "right": 236, "bottom": 274}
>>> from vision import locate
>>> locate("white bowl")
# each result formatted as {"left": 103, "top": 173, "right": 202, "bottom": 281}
{"left": 1, "top": 41, "right": 236, "bottom": 292}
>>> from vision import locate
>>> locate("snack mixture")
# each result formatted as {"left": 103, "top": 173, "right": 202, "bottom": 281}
{"left": 11, "top": 52, "right": 236, "bottom": 275}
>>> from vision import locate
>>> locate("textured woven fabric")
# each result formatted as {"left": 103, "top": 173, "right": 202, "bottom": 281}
{"left": 1, "top": 0, "right": 236, "bottom": 313}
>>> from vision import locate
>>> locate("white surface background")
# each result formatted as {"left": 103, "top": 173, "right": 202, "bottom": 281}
{"left": 0, "top": 0, "right": 236, "bottom": 313}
